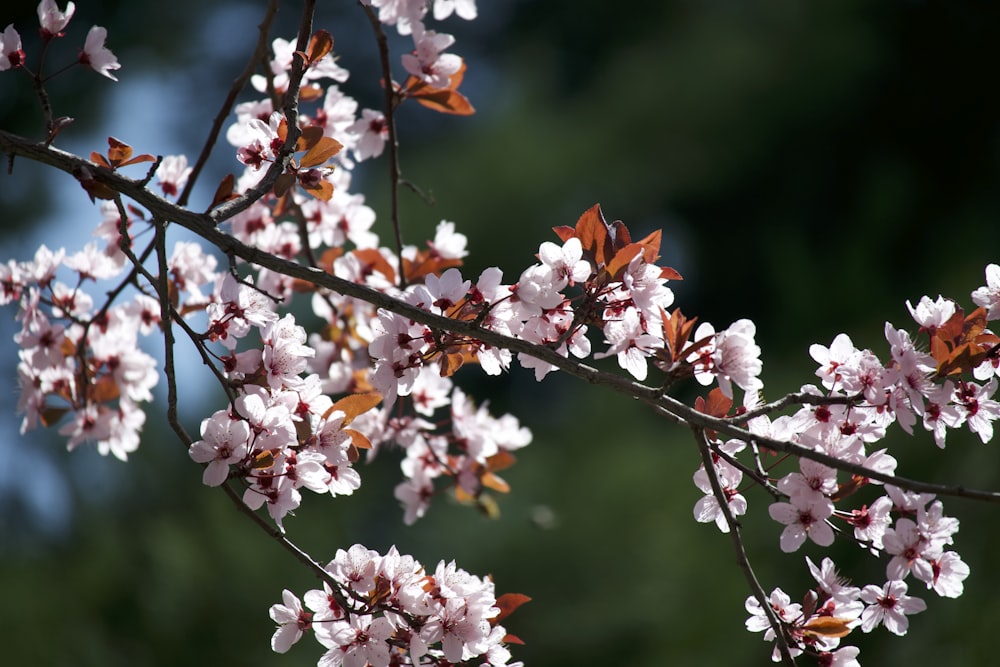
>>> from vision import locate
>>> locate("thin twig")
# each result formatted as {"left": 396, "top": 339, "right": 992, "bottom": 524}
{"left": 696, "top": 428, "right": 798, "bottom": 666}
{"left": 360, "top": 1, "right": 406, "bottom": 288}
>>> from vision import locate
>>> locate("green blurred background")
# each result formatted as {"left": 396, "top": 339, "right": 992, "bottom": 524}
{"left": 2, "top": 0, "right": 1000, "bottom": 665}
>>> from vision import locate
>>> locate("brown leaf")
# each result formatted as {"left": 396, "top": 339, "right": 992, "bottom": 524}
{"left": 344, "top": 428, "right": 372, "bottom": 450}
{"left": 300, "top": 136, "right": 343, "bottom": 168}
{"left": 492, "top": 593, "right": 532, "bottom": 625}
{"left": 207, "top": 174, "right": 239, "bottom": 211}
{"left": 802, "top": 616, "right": 854, "bottom": 639}
{"left": 324, "top": 392, "right": 382, "bottom": 425}
{"left": 304, "top": 29, "right": 333, "bottom": 65}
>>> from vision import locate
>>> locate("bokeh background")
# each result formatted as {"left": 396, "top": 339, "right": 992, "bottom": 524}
{"left": 2, "top": 1, "right": 1000, "bottom": 665}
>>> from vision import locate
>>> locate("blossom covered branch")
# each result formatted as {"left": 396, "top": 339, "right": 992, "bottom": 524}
{"left": 3, "top": 2, "right": 1000, "bottom": 666}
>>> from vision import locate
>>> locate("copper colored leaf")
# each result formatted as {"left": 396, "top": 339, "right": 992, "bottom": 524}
{"left": 481, "top": 472, "right": 510, "bottom": 493}
{"left": 92, "top": 374, "right": 121, "bottom": 403}
{"left": 604, "top": 242, "right": 643, "bottom": 279}
{"left": 703, "top": 387, "right": 733, "bottom": 418}
{"left": 503, "top": 634, "right": 526, "bottom": 646}
{"left": 439, "top": 350, "right": 466, "bottom": 377}
{"left": 405, "top": 62, "right": 476, "bottom": 116}
{"left": 39, "top": 406, "right": 70, "bottom": 428}
{"left": 325, "top": 392, "right": 382, "bottom": 425}
{"left": 575, "top": 204, "right": 612, "bottom": 266}
{"left": 273, "top": 172, "right": 296, "bottom": 198}
{"left": 493, "top": 593, "right": 532, "bottom": 624}
{"left": 297, "top": 125, "right": 325, "bottom": 152}
{"left": 300, "top": 136, "right": 343, "bottom": 168}
{"left": 90, "top": 152, "right": 112, "bottom": 169}
{"left": 353, "top": 248, "right": 397, "bottom": 284}
{"left": 207, "top": 174, "right": 239, "bottom": 211}
{"left": 305, "top": 29, "right": 333, "bottom": 65}
{"left": 299, "top": 84, "right": 324, "bottom": 102}
{"left": 413, "top": 87, "right": 475, "bottom": 115}
{"left": 660, "top": 266, "right": 683, "bottom": 280}
{"left": 301, "top": 177, "right": 334, "bottom": 201}
{"left": 119, "top": 153, "right": 156, "bottom": 167}
{"left": 802, "top": 616, "right": 854, "bottom": 639}
{"left": 551, "top": 225, "right": 576, "bottom": 243}
{"left": 635, "top": 228, "right": 662, "bottom": 263}
{"left": 344, "top": 428, "right": 372, "bottom": 450}
{"left": 106, "top": 136, "right": 133, "bottom": 166}
{"left": 486, "top": 450, "right": 516, "bottom": 472}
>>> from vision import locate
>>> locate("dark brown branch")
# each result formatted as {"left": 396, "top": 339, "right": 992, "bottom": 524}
{"left": 3, "top": 127, "right": 1000, "bottom": 504}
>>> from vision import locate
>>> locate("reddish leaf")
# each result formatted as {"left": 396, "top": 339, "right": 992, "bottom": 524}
{"left": 301, "top": 177, "right": 334, "bottom": 201}
{"left": 344, "top": 428, "right": 372, "bottom": 450}
{"left": 106, "top": 136, "right": 133, "bottom": 165}
{"left": 492, "top": 593, "right": 532, "bottom": 624}
{"left": 324, "top": 392, "right": 382, "bottom": 425}
{"left": 502, "top": 634, "right": 526, "bottom": 646}
{"left": 660, "top": 266, "right": 683, "bottom": 280}
{"left": 304, "top": 29, "right": 333, "bottom": 65}
{"left": 353, "top": 248, "right": 397, "bottom": 284}
{"left": 802, "top": 616, "right": 854, "bottom": 639}
{"left": 404, "top": 61, "right": 476, "bottom": 116}
{"left": 485, "top": 450, "right": 516, "bottom": 472}
{"left": 90, "top": 152, "right": 112, "bottom": 169}
{"left": 300, "top": 136, "right": 343, "bottom": 168}
{"left": 297, "top": 125, "right": 325, "bottom": 152}
{"left": 604, "top": 242, "right": 643, "bottom": 279}
{"left": 207, "top": 174, "right": 239, "bottom": 211}
{"left": 574, "top": 204, "right": 612, "bottom": 266}
{"left": 696, "top": 387, "right": 733, "bottom": 419}
{"left": 273, "top": 172, "right": 297, "bottom": 198}
{"left": 635, "top": 228, "right": 662, "bottom": 263}
{"left": 551, "top": 225, "right": 576, "bottom": 243}
{"left": 481, "top": 472, "right": 510, "bottom": 493}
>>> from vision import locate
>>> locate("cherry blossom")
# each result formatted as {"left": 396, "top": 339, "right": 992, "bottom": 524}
{"left": 78, "top": 26, "right": 120, "bottom": 81}
{"left": 0, "top": 24, "right": 25, "bottom": 71}
{"left": 38, "top": 0, "right": 75, "bottom": 38}
{"left": 859, "top": 580, "right": 926, "bottom": 636}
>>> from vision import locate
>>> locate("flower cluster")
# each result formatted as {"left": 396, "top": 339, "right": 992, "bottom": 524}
{"left": 269, "top": 544, "right": 521, "bottom": 667}
{"left": 690, "top": 266, "right": 1000, "bottom": 662}
{"left": 1, "top": 1, "right": 119, "bottom": 80}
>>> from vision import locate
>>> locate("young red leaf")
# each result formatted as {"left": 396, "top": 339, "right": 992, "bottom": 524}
{"left": 106, "top": 136, "right": 133, "bottom": 166}
{"left": 304, "top": 29, "right": 333, "bottom": 65}
{"left": 575, "top": 204, "right": 612, "bottom": 266}
{"left": 352, "top": 248, "right": 397, "bottom": 285}
{"left": 344, "top": 428, "right": 372, "bottom": 450}
{"left": 492, "top": 593, "right": 532, "bottom": 624}
{"left": 604, "top": 242, "right": 643, "bottom": 279}
{"left": 301, "top": 178, "right": 334, "bottom": 201}
{"left": 324, "top": 392, "right": 382, "bottom": 425}
{"left": 207, "top": 174, "right": 239, "bottom": 211}
{"left": 551, "top": 225, "right": 576, "bottom": 243}
{"left": 300, "top": 136, "right": 343, "bottom": 168}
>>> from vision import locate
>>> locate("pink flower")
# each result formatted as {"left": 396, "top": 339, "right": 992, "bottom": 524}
{"left": 537, "top": 237, "right": 590, "bottom": 289}
{"left": 155, "top": 155, "right": 192, "bottom": 198}
{"left": 859, "top": 580, "right": 926, "bottom": 636}
{"left": 768, "top": 495, "right": 835, "bottom": 552}
{"left": 433, "top": 0, "right": 477, "bottom": 20}
{"left": 0, "top": 24, "right": 26, "bottom": 71}
{"left": 972, "top": 263, "right": 1000, "bottom": 319}
{"left": 188, "top": 410, "right": 250, "bottom": 486}
{"left": 78, "top": 26, "right": 120, "bottom": 81}
{"left": 347, "top": 109, "right": 388, "bottom": 161}
{"left": 37, "top": 0, "right": 75, "bottom": 38}
{"left": 269, "top": 589, "right": 311, "bottom": 653}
